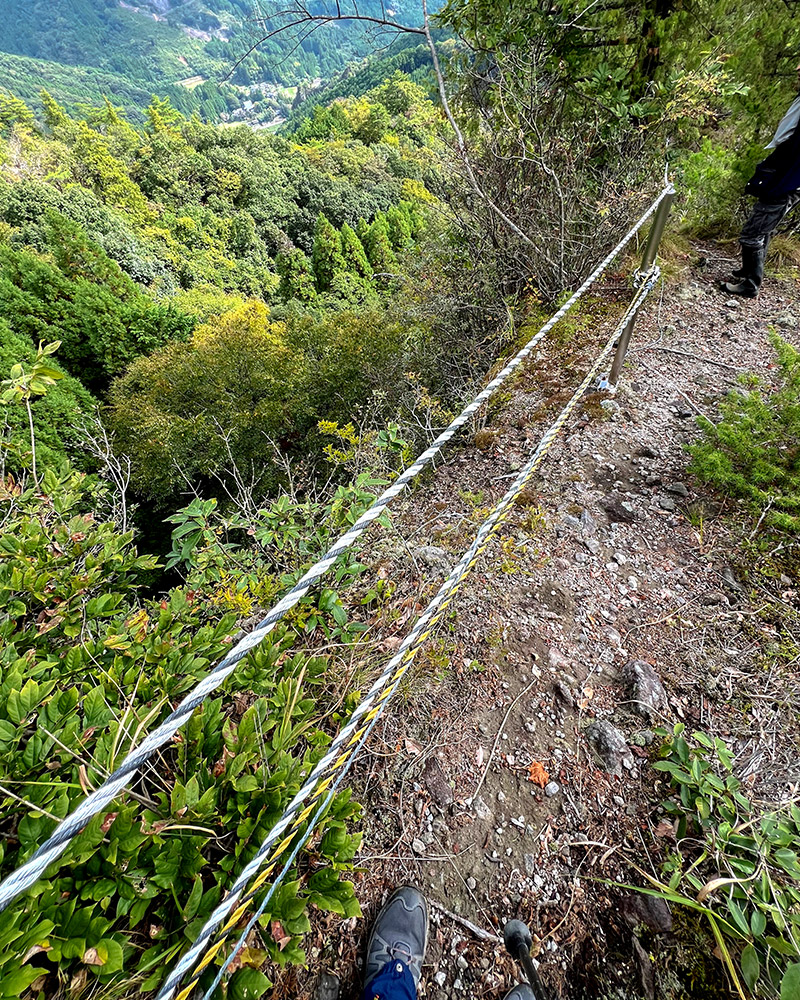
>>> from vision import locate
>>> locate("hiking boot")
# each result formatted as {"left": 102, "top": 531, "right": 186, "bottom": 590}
{"left": 364, "top": 886, "right": 428, "bottom": 988}
{"left": 504, "top": 986, "right": 537, "bottom": 999}
{"left": 723, "top": 244, "right": 763, "bottom": 298}
{"left": 721, "top": 278, "right": 759, "bottom": 297}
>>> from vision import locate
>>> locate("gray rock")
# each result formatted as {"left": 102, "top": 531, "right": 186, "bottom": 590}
{"left": 544, "top": 781, "right": 560, "bottom": 798}
{"left": 622, "top": 660, "right": 668, "bottom": 720}
{"left": 472, "top": 796, "right": 492, "bottom": 821}
{"left": 524, "top": 853, "right": 537, "bottom": 876}
{"left": 601, "top": 494, "right": 636, "bottom": 524}
{"left": 724, "top": 298, "right": 740, "bottom": 309}
{"left": 560, "top": 514, "right": 582, "bottom": 532}
{"left": 656, "top": 494, "right": 676, "bottom": 511}
{"left": 315, "top": 974, "right": 341, "bottom": 1000}
{"left": 584, "top": 537, "right": 601, "bottom": 554}
{"left": 774, "top": 311, "right": 799, "bottom": 330}
{"left": 412, "top": 545, "right": 452, "bottom": 573}
{"left": 586, "top": 720, "right": 634, "bottom": 775}
{"left": 580, "top": 510, "right": 597, "bottom": 536}
{"left": 466, "top": 876, "right": 476, "bottom": 890}
{"left": 666, "top": 481, "right": 689, "bottom": 497}
{"left": 600, "top": 399, "right": 620, "bottom": 414}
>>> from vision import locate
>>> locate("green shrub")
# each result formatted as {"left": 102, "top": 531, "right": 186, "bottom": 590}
{"left": 0, "top": 467, "right": 364, "bottom": 998}
{"left": 677, "top": 138, "right": 764, "bottom": 237}
{"left": 0, "top": 323, "right": 98, "bottom": 473}
{"left": 689, "top": 332, "right": 800, "bottom": 538}
{"left": 0, "top": 215, "right": 194, "bottom": 386}
{"left": 643, "top": 725, "right": 800, "bottom": 999}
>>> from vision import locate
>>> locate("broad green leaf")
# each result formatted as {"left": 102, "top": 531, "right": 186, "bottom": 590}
{"left": 741, "top": 944, "right": 760, "bottom": 990}
{"left": 781, "top": 964, "right": 800, "bottom": 1000}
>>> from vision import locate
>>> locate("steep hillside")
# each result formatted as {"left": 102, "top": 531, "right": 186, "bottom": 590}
{"left": 0, "top": 0, "right": 403, "bottom": 123}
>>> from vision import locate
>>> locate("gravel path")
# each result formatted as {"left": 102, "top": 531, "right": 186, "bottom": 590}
{"left": 275, "top": 244, "right": 800, "bottom": 1000}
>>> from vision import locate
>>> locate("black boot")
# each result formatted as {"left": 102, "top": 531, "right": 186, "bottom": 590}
{"left": 723, "top": 244, "right": 763, "bottom": 298}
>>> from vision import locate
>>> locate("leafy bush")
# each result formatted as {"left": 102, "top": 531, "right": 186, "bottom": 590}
{"left": 677, "top": 138, "right": 765, "bottom": 237}
{"left": 108, "top": 299, "right": 420, "bottom": 504}
{"left": 689, "top": 332, "right": 800, "bottom": 538}
{"left": 0, "top": 467, "right": 364, "bottom": 998}
{"left": 0, "top": 324, "right": 98, "bottom": 473}
{"left": 0, "top": 214, "right": 194, "bottom": 386}
{"left": 642, "top": 725, "right": 800, "bottom": 998}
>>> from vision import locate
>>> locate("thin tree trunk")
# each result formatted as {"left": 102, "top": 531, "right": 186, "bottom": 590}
{"left": 25, "top": 397, "right": 37, "bottom": 485}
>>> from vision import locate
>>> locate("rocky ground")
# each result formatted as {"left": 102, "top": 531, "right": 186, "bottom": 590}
{"left": 272, "top": 242, "right": 800, "bottom": 1000}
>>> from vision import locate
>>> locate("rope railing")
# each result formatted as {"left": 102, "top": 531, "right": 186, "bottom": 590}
{"left": 158, "top": 267, "right": 662, "bottom": 1000}
{"left": 0, "top": 184, "right": 673, "bottom": 917}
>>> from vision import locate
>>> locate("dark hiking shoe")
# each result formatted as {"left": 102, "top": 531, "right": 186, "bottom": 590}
{"left": 364, "top": 886, "right": 428, "bottom": 987}
{"left": 721, "top": 279, "right": 758, "bottom": 298}
{"left": 504, "top": 986, "right": 537, "bottom": 999}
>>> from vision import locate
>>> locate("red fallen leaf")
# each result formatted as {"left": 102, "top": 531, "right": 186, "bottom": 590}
{"left": 100, "top": 812, "right": 118, "bottom": 833}
{"left": 527, "top": 761, "right": 550, "bottom": 787}
{"left": 270, "top": 920, "right": 292, "bottom": 951}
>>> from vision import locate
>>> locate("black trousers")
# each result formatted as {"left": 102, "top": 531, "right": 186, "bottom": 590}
{"left": 740, "top": 191, "right": 800, "bottom": 251}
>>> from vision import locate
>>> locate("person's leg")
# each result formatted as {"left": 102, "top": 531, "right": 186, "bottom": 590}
{"left": 360, "top": 887, "right": 428, "bottom": 1000}
{"left": 726, "top": 195, "right": 796, "bottom": 295}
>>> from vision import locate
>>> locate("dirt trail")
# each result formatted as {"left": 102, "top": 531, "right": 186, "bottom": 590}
{"left": 277, "top": 244, "right": 800, "bottom": 999}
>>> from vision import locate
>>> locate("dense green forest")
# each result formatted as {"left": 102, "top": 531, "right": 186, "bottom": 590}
{"left": 2, "top": 0, "right": 800, "bottom": 997}
{"left": 0, "top": 0, "right": 406, "bottom": 122}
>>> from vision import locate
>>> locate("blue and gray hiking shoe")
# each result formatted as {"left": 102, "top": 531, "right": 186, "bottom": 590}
{"left": 364, "top": 886, "right": 428, "bottom": 987}
{"left": 504, "top": 986, "right": 536, "bottom": 999}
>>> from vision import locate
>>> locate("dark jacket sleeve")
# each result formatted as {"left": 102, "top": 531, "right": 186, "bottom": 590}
{"left": 746, "top": 125, "right": 800, "bottom": 201}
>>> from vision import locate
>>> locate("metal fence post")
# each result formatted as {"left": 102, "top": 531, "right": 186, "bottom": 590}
{"left": 607, "top": 187, "right": 676, "bottom": 388}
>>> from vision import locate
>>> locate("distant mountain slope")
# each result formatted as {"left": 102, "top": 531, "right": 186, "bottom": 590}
{"left": 0, "top": 0, "right": 416, "bottom": 123}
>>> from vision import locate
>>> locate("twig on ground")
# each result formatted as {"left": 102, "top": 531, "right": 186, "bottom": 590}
{"left": 429, "top": 900, "right": 502, "bottom": 944}
{"left": 639, "top": 344, "right": 742, "bottom": 372}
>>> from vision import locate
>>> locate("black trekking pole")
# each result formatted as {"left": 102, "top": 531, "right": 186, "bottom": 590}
{"left": 503, "top": 920, "right": 550, "bottom": 1000}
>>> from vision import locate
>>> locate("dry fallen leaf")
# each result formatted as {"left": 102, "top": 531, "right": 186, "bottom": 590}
{"left": 654, "top": 819, "right": 675, "bottom": 838}
{"left": 404, "top": 738, "right": 422, "bottom": 756}
{"left": 528, "top": 761, "right": 549, "bottom": 787}
{"left": 476, "top": 746, "right": 485, "bottom": 768}
{"left": 22, "top": 944, "right": 50, "bottom": 964}
{"left": 100, "top": 812, "right": 118, "bottom": 833}
{"left": 82, "top": 947, "right": 104, "bottom": 967}
{"left": 578, "top": 686, "right": 594, "bottom": 710}
{"left": 270, "top": 920, "right": 292, "bottom": 951}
